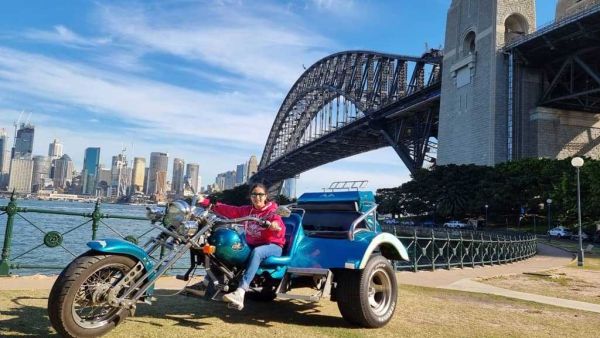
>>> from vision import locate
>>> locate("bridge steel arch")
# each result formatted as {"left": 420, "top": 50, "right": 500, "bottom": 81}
{"left": 254, "top": 50, "right": 442, "bottom": 188}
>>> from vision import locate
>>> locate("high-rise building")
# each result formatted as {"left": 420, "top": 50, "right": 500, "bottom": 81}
{"left": 96, "top": 167, "right": 112, "bottom": 196}
{"left": 131, "top": 157, "right": 146, "bottom": 193}
{"left": 247, "top": 155, "right": 258, "bottom": 180}
{"left": 0, "top": 129, "right": 9, "bottom": 189}
{"left": 12, "top": 123, "right": 35, "bottom": 159}
{"left": 215, "top": 173, "right": 226, "bottom": 191}
{"left": 82, "top": 147, "right": 100, "bottom": 195}
{"left": 53, "top": 154, "right": 74, "bottom": 190}
{"left": 32, "top": 155, "right": 51, "bottom": 192}
{"left": 110, "top": 153, "right": 129, "bottom": 197}
{"left": 147, "top": 152, "right": 168, "bottom": 195}
{"left": 48, "top": 139, "right": 63, "bottom": 160}
{"left": 143, "top": 167, "right": 149, "bottom": 195}
{"left": 185, "top": 163, "right": 199, "bottom": 194}
{"left": 236, "top": 163, "right": 247, "bottom": 186}
{"left": 225, "top": 170, "right": 236, "bottom": 190}
{"left": 7, "top": 158, "right": 33, "bottom": 193}
{"left": 171, "top": 158, "right": 185, "bottom": 195}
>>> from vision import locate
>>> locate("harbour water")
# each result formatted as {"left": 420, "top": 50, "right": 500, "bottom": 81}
{"left": 0, "top": 199, "right": 192, "bottom": 276}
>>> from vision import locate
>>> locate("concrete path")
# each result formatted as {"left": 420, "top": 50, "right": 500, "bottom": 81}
{"left": 2, "top": 243, "right": 599, "bottom": 313}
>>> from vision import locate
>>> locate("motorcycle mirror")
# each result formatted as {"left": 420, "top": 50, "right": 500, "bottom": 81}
{"left": 275, "top": 206, "right": 292, "bottom": 218}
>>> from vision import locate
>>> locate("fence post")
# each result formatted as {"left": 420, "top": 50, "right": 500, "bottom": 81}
{"left": 431, "top": 229, "right": 435, "bottom": 271}
{"left": 0, "top": 192, "right": 18, "bottom": 276}
{"left": 413, "top": 228, "right": 418, "bottom": 272}
{"left": 91, "top": 200, "right": 102, "bottom": 240}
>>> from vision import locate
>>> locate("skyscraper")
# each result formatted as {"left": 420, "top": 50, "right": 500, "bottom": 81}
{"left": 32, "top": 155, "right": 51, "bottom": 192}
{"left": 53, "top": 154, "right": 74, "bottom": 190}
{"left": 185, "top": 163, "right": 199, "bottom": 194}
{"left": 236, "top": 162, "right": 248, "bottom": 186}
{"left": 247, "top": 155, "right": 258, "bottom": 180}
{"left": 12, "top": 123, "right": 35, "bottom": 159}
{"left": 111, "top": 153, "right": 129, "bottom": 197}
{"left": 171, "top": 158, "right": 185, "bottom": 195}
{"left": 7, "top": 158, "right": 33, "bottom": 193}
{"left": 82, "top": 147, "right": 100, "bottom": 195}
{"left": 147, "top": 152, "right": 168, "bottom": 195}
{"left": 131, "top": 157, "right": 146, "bottom": 193}
{"left": 0, "top": 129, "right": 9, "bottom": 189}
{"left": 48, "top": 139, "right": 63, "bottom": 160}
{"left": 225, "top": 170, "right": 236, "bottom": 190}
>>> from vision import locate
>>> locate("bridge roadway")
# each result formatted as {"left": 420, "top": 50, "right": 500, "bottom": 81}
{"left": 252, "top": 83, "right": 440, "bottom": 186}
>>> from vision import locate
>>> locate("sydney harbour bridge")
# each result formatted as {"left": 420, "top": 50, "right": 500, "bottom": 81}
{"left": 252, "top": 0, "right": 600, "bottom": 190}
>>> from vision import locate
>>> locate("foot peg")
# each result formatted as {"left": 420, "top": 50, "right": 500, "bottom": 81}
{"left": 176, "top": 274, "right": 189, "bottom": 281}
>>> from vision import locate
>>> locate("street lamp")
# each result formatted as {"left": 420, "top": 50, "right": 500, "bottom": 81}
{"left": 546, "top": 198, "right": 552, "bottom": 233}
{"left": 571, "top": 156, "right": 584, "bottom": 267}
{"left": 485, "top": 204, "right": 489, "bottom": 228}
{"left": 432, "top": 203, "right": 437, "bottom": 226}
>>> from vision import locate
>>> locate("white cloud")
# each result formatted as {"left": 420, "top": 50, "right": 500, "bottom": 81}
{"left": 95, "top": 2, "right": 335, "bottom": 88}
{"left": 23, "top": 25, "right": 111, "bottom": 48}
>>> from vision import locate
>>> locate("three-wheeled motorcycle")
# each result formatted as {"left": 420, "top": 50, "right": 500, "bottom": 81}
{"left": 48, "top": 190, "right": 409, "bottom": 337}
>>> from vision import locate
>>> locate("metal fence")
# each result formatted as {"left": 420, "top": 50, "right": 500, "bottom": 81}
{"left": 1, "top": 195, "right": 537, "bottom": 276}
{"left": 382, "top": 225, "right": 537, "bottom": 272}
{"left": 0, "top": 194, "right": 151, "bottom": 276}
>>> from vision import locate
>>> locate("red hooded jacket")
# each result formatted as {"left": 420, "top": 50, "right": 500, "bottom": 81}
{"left": 202, "top": 199, "right": 286, "bottom": 247}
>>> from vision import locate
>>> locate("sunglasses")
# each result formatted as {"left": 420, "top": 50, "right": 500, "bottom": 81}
{"left": 250, "top": 192, "right": 266, "bottom": 197}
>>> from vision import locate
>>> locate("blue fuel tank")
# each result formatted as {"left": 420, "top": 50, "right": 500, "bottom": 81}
{"left": 208, "top": 227, "right": 251, "bottom": 267}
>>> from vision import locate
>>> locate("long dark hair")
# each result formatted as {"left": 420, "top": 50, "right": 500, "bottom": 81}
{"left": 249, "top": 183, "right": 269, "bottom": 200}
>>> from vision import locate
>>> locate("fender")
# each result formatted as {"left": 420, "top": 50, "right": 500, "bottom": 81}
{"left": 358, "top": 232, "right": 409, "bottom": 269}
{"left": 87, "top": 238, "right": 154, "bottom": 272}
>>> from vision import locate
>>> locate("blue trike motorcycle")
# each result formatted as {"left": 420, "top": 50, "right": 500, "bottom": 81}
{"left": 48, "top": 190, "right": 409, "bottom": 337}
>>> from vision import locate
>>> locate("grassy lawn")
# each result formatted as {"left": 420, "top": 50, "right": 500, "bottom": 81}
{"left": 2, "top": 285, "right": 599, "bottom": 337}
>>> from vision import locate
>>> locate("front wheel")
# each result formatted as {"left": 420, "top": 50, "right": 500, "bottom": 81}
{"left": 336, "top": 255, "right": 397, "bottom": 328}
{"left": 48, "top": 252, "right": 137, "bottom": 338}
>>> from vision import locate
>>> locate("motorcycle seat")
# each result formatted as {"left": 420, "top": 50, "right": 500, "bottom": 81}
{"left": 261, "top": 213, "right": 302, "bottom": 267}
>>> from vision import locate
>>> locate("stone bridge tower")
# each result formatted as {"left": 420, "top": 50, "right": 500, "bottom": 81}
{"left": 437, "top": 0, "right": 536, "bottom": 165}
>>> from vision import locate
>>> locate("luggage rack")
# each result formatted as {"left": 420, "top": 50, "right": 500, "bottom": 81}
{"left": 323, "top": 180, "right": 368, "bottom": 191}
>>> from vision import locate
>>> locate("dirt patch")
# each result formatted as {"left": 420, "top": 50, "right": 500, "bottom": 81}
{"left": 478, "top": 266, "right": 600, "bottom": 305}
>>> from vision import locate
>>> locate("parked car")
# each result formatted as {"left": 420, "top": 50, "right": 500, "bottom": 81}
{"left": 547, "top": 226, "right": 572, "bottom": 238}
{"left": 571, "top": 232, "right": 589, "bottom": 241}
{"left": 443, "top": 220, "right": 468, "bottom": 228}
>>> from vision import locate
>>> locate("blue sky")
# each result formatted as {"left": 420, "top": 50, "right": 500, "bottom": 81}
{"left": 0, "top": 0, "right": 558, "bottom": 194}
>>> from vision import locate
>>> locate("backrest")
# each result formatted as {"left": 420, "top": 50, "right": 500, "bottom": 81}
{"left": 281, "top": 213, "right": 302, "bottom": 256}
{"left": 301, "top": 210, "right": 363, "bottom": 232}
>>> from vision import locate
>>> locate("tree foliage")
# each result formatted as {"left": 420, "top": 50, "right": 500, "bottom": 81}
{"left": 376, "top": 158, "right": 600, "bottom": 228}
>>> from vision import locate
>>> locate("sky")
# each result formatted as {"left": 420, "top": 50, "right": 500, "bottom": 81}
{"left": 0, "top": 0, "right": 558, "bottom": 194}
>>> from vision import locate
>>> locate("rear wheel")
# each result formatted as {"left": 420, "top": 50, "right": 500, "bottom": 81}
{"left": 336, "top": 255, "right": 397, "bottom": 328}
{"left": 48, "top": 253, "right": 137, "bottom": 338}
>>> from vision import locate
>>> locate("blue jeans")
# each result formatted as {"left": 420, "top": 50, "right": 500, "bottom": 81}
{"left": 239, "top": 243, "right": 282, "bottom": 290}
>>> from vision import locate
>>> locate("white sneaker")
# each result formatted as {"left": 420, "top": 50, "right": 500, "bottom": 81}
{"left": 222, "top": 288, "right": 245, "bottom": 310}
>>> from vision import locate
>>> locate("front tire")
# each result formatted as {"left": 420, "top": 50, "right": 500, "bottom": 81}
{"left": 48, "top": 252, "right": 137, "bottom": 338}
{"left": 336, "top": 255, "right": 397, "bottom": 328}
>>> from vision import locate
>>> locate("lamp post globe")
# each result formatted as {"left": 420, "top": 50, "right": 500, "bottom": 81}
{"left": 571, "top": 157, "right": 584, "bottom": 266}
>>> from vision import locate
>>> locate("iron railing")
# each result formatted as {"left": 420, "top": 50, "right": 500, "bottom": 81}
{"left": 0, "top": 193, "right": 151, "bottom": 276}
{"left": 383, "top": 225, "right": 537, "bottom": 271}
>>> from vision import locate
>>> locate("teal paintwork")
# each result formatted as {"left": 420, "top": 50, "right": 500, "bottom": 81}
{"left": 208, "top": 227, "right": 251, "bottom": 267}
{"left": 87, "top": 238, "right": 154, "bottom": 272}
{"left": 87, "top": 238, "right": 156, "bottom": 295}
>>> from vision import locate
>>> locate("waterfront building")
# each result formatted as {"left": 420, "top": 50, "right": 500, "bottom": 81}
{"left": 131, "top": 157, "right": 146, "bottom": 193}
{"left": 32, "top": 155, "right": 51, "bottom": 192}
{"left": 171, "top": 158, "right": 185, "bottom": 195}
{"left": 53, "top": 154, "right": 74, "bottom": 191}
{"left": 0, "top": 129, "right": 9, "bottom": 189}
{"left": 247, "top": 155, "right": 258, "bottom": 180}
{"left": 185, "top": 163, "right": 199, "bottom": 194}
{"left": 7, "top": 158, "right": 33, "bottom": 193}
{"left": 48, "top": 139, "right": 63, "bottom": 160}
{"left": 215, "top": 173, "right": 226, "bottom": 191}
{"left": 110, "top": 153, "right": 129, "bottom": 197}
{"left": 225, "top": 170, "right": 236, "bottom": 190}
{"left": 143, "top": 167, "right": 149, "bottom": 195}
{"left": 235, "top": 162, "right": 247, "bottom": 186}
{"left": 81, "top": 147, "right": 100, "bottom": 195}
{"left": 147, "top": 152, "right": 168, "bottom": 196}
{"left": 12, "top": 123, "right": 35, "bottom": 159}
{"left": 96, "top": 167, "right": 112, "bottom": 196}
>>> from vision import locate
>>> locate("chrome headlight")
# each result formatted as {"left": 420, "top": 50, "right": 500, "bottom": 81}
{"left": 164, "top": 200, "right": 191, "bottom": 228}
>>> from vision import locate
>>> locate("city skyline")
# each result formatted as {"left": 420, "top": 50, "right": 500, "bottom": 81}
{"left": 0, "top": 1, "right": 558, "bottom": 193}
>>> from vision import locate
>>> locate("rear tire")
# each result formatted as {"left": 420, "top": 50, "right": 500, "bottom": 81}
{"left": 48, "top": 252, "right": 137, "bottom": 338}
{"left": 336, "top": 255, "right": 397, "bottom": 328}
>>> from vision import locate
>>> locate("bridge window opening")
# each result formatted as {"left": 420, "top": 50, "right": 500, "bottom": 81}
{"left": 462, "top": 31, "right": 476, "bottom": 56}
{"left": 504, "top": 14, "right": 529, "bottom": 44}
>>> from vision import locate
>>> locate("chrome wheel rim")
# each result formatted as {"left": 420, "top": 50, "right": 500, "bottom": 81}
{"left": 367, "top": 267, "right": 393, "bottom": 316}
{"left": 71, "top": 263, "right": 129, "bottom": 329}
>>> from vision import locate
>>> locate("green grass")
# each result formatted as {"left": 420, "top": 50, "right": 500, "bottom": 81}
{"left": 2, "top": 285, "right": 600, "bottom": 337}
